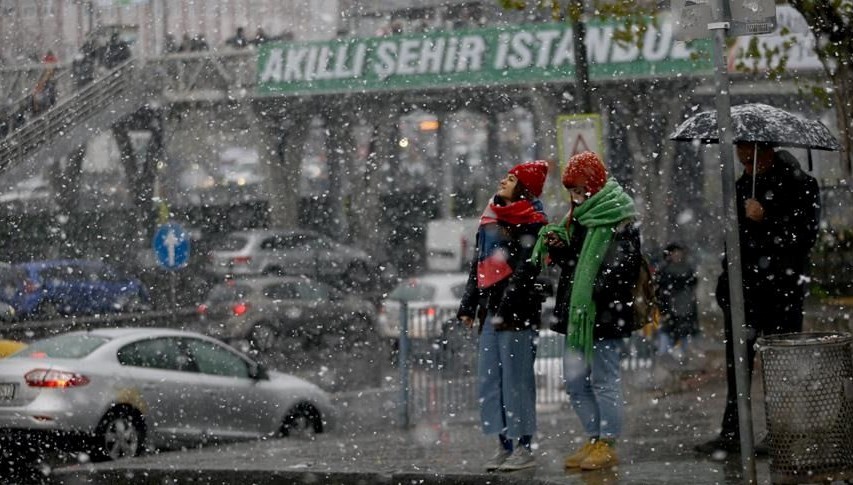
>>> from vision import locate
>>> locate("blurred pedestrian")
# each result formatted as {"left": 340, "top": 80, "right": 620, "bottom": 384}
{"left": 226, "top": 27, "right": 249, "bottom": 48}
{"left": 102, "top": 32, "right": 131, "bottom": 69}
{"left": 531, "top": 151, "right": 641, "bottom": 471}
{"left": 457, "top": 160, "right": 549, "bottom": 472}
{"left": 31, "top": 52, "right": 58, "bottom": 115}
{"left": 655, "top": 242, "right": 699, "bottom": 359}
{"left": 694, "top": 142, "right": 820, "bottom": 456}
{"left": 251, "top": 27, "right": 268, "bottom": 46}
{"left": 178, "top": 33, "right": 193, "bottom": 52}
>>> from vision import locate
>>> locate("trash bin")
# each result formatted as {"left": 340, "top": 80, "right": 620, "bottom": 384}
{"left": 757, "top": 332, "right": 853, "bottom": 484}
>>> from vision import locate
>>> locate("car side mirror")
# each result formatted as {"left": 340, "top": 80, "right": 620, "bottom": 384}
{"left": 249, "top": 362, "right": 269, "bottom": 381}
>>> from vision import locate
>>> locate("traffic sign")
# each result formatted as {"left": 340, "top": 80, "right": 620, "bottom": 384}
{"left": 152, "top": 222, "right": 190, "bottom": 270}
{"left": 729, "top": 0, "right": 777, "bottom": 36}
{"left": 556, "top": 114, "right": 604, "bottom": 168}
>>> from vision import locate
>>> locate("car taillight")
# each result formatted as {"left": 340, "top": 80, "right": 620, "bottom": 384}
{"left": 231, "top": 256, "right": 252, "bottom": 265}
{"left": 23, "top": 279, "right": 39, "bottom": 294}
{"left": 427, "top": 307, "right": 436, "bottom": 317}
{"left": 232, "top": 302, "right": 249, "bottom": 316}
{"left": 196, "top": 303, "right": 208, "bottom": 315}
{"left": 25, "top": 369, "right": 90, "bottom": 388}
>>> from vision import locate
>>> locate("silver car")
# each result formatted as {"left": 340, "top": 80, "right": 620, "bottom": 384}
{"left": 208, "top": 229, "right": 377, "bottom": 285}
{"left": 0, "top": 328, "right": 335, "bottom": 461}
{"left": 199, "top": 276, "right": 377, "bottom": 353}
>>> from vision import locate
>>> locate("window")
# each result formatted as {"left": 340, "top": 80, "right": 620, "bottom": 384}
{"left": 295, "top": 281, "right": 329, "bottom": 300}
{"left": 117, "top": 338, "right": 195, "bottom": 372}
{"left": 263, "top": 283, "right": 299, "bottom": 300}
{"left": 12, "top": 333, "right": 109, "bottom": 359}
{"left": 208, "top": 284, "right": 253, "bottom": 303}
{"left": 184, "top": 339, "right": 249, "bottom": 378}
{"left": 215, "top": 235, "right": 248, "bottom": 251}
{"left": 389, "top": 280, "right": 435, "bottom": 301}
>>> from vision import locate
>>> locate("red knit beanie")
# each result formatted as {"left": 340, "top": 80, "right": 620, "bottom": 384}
{"left": 508, "top": 160, "right": 548, "bottom": 197}
{"left": 562, "top": 152, "right": 607, "bottom": 195}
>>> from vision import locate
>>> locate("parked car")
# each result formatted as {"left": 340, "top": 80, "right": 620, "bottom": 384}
{"left": 0, "top": 328, "right": 334, "bottom": 461}
{"left": 0, "top": 260, "right": 150, "bottom": 319}
{"left": 198, "top": 276, "right": 377, "bottom": 353}
{"left": 207, "top": 229, "right": 389, "bottom": 289}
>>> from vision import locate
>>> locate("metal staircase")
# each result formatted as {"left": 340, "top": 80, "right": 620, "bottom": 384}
{"left": 0, "top": 59, "right": 157, "bottom": 174}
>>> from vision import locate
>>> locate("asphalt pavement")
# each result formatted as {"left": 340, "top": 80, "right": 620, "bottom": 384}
{"left": 46, "top": 337, "right": 785, "bottom": 485}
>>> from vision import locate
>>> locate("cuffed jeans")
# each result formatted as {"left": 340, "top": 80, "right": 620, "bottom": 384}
{"left": 563, "top": 339, "right": 624, "bottom": 440}
{"left": 477, "top": 316, "right": 537, "bottom": 439}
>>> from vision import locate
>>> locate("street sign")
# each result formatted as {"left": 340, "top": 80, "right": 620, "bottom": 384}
{"left": 556, "top": 114, "right": 604, "bottom": 169}
{"left": 673, "top": 0, "right": 714, "bottom": 41}
{"left": 152, "top": 222, "right": 190, "bottom": 270}
{"left": 729, "top": 0, "right": 777, "bottom": 36}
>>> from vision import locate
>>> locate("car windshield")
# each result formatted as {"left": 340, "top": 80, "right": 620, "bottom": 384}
{"left": 389, "top": 280, "right": 436, "bottom": 301}
{"left": 10, "top": 333, "right": 110, "bottom": 359}
{"left": 208, "top": 283, "right": 253, "bottom": 303}
{"left": 215, "top": 235, "right": 248, "bottom": 251}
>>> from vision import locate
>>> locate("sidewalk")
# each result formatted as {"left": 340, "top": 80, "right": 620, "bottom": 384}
{"left": 50, "top": 338, "right": 779, "bottom": 484}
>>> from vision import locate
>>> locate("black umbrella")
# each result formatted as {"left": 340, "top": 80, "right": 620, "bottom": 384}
{"left": 670, "top": 103, "right": 840, "bottom": 151}
{"left": 670, "top": 103, "right": 840, "bottom": 193}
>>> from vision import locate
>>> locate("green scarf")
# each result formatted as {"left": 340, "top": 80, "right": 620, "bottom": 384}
{"left": 531, "top": 179, "right": 636, "bottom": 356}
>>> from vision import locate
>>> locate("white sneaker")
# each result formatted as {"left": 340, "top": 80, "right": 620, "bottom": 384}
{"left": 485, "top": 445, "right": 512, "bottom": 472}
{"left": 498, "top": 447, "right": 535, "bottom": 471}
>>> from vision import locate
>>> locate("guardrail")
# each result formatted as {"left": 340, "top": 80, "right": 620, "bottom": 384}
{"left": 1, "top": 308, "right": 197, "bottom": 342}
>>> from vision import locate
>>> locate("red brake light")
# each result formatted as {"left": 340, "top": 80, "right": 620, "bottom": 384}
{"left": 231, "top": 256, "right": 252, "bottom": 265}
{"left": 196, "top": 303, "right": 208, "bottom": 315}
{"left": 232, "top": 302, "right": 249, "bottom": 316}
{"left": 25, "top": 369, "right": 90, "bottom": 388}
{"left": 427, "top": 307, "right": 436, "bottom": 317}
{"left": 23, "top": 279, "right": 39, "bottom": 294}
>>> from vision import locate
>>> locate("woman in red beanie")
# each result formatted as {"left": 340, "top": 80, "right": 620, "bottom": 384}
{"left": 457, "top": 160, "right": 549, "bottom": 472}
{"left": 531, "top": 151, "right": 642, "bottom": 471}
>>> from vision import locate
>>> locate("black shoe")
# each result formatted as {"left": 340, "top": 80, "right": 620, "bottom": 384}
{"left": 694, "top": 436, "right": 740, "bottom": 455}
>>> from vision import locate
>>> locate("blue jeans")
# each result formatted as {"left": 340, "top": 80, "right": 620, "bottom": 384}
{"left": 477, "top": 316, "right": 537, "bottom": 439}
{"left": 563, "top": 338, "right": 624, "bottom": 440}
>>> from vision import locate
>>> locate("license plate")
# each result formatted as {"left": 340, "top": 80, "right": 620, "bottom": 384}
{"left": 0, "top": 383, "right": 16, "bottom": 400}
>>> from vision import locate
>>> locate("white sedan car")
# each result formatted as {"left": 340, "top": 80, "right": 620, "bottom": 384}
{"left": 0, "top": 328, "right": 334, "bottom": 461}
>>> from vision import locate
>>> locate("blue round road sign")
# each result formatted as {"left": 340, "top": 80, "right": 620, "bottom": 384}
{"left": 152, "top": 222, "right": 191, "bottom": 270}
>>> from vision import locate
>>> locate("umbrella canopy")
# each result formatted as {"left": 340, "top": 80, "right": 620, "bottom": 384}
{"left": 670, "top": 103, "right": 840, "bottom": 151}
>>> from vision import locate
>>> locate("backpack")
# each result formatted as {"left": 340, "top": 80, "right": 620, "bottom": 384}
{"left": 632, "top": 255, "right": 661, "bottom": 334}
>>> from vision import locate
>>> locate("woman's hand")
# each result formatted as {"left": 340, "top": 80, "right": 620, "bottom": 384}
{"left": 459, "top": 315, "right": 475, "bottom": 328}
{"left": 544, "top": 231, "right": 566, "bottom": 249}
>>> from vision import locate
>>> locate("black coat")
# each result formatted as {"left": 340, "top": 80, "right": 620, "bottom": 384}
{"left": 656, "top": 260, "right": 699, "bottom": 338}
{"left": 457, "top": 218, "right": 545, "bottom": 331}
{"left": 551, "top": 219, "right": 642, "bottom": 340}
{"left": 717, "top": 150, "right": 820, "bottom": 315}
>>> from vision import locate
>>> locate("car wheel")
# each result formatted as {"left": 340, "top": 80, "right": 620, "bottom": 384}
{"left": 345, "top": 261, "right": 372, "bottom": 288}
{"left": 281, "top": 403, "right": 322, "bottom": 439}
{"left": 93, "top": 409, "right": 144, "bottom": 461}
{"left": 250, "top": 323, "right": 278, "bottom": 353}
{"left": 38, "top": 302, "right": 60, "bottom": 320}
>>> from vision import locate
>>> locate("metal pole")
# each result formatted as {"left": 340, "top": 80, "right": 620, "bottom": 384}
{"left": 170, "top": 271, "right": 177, "bottom": 326}
{"left": 398, "top": 301, "right": 410, "bottom": 428}
{"left": 709, "top": 9, "right": 757, "bottom": 482}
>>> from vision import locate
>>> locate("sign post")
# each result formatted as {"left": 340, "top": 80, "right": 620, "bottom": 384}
{"left": 152, "top": 222, "right": 191, "bottom": 322}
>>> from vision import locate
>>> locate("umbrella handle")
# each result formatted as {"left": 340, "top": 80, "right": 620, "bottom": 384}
{"left": 752, "top": 144, "right": 757, "bottom": 199}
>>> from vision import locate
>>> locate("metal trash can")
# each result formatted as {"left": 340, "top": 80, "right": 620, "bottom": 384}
{"left": 756, "top": 332, "right": 853, "bottom": 484}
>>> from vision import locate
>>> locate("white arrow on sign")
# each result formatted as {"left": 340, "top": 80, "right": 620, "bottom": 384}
{"left": 164, "top": 229, "right": 179, "bottom": 267}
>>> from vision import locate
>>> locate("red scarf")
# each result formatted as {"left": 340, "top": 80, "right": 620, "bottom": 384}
{"left": 476, "top": 198, "right": 547, "bottom": 288}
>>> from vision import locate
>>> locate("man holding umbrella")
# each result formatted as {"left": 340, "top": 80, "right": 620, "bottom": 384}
{"left": 695, "top": 141, "right": 821, "bottom": 455}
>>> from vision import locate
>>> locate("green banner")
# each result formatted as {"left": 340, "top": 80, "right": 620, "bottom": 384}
{"left": 257, "top": 17, "right": 712, "bottom": 96}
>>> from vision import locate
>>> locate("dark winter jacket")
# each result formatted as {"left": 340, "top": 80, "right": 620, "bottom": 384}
{"left": 457, "top": 219, "right": 546, "bottom": 331}
{"left": 656, "top": 259, "right": 699, "bottom": 338}
{"left": 551, "top": 219, "right": 642, "bottom": 340}
{"left": 717, "top": 150, "right": 820, "bottom": 310}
